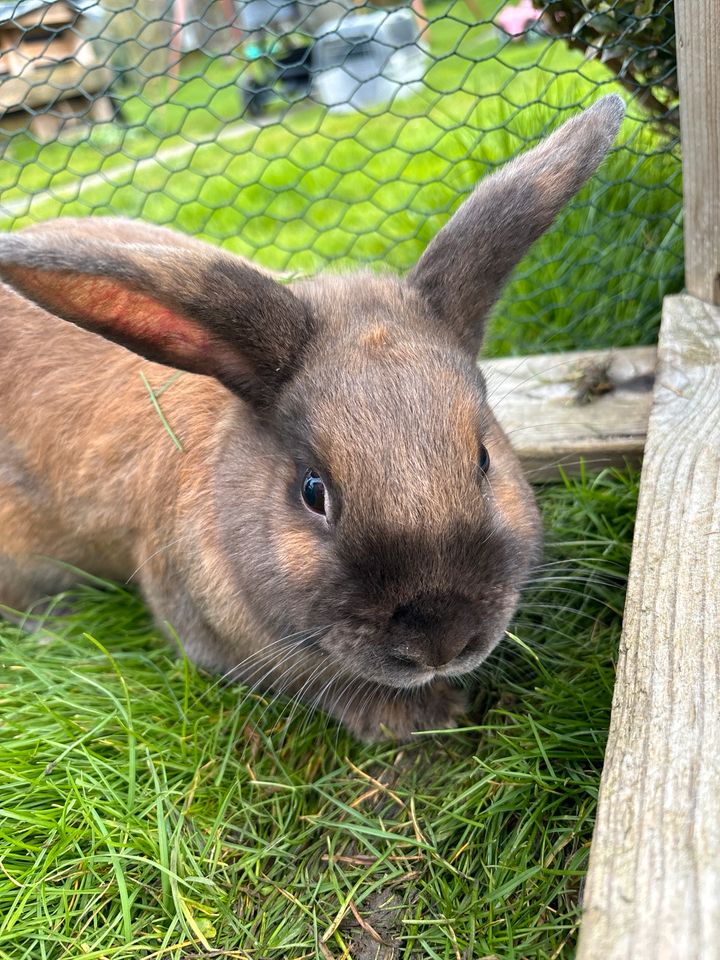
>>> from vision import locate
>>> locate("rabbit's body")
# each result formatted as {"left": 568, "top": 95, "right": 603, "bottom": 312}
{"left": 1, "top": 283, "right": 286, "bottom": 663}
{"left": 2, "top": 291, "right": 218, "bottom": 609}
{"left": 0, "top": 97, "right": 625, "bottom": 739}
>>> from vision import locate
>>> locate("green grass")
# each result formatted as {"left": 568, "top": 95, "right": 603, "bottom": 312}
{"left": 0, "top": 468, "right": 637, "bottom": 959}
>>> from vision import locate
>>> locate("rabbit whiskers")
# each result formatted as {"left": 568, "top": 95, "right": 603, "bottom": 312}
{"left": 210, "top": 623, "right": 346, "bottom": 725}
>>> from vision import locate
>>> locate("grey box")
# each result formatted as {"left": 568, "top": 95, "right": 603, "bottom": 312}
{"left": 313, "top": 8, "right": 427, "bottom": 112}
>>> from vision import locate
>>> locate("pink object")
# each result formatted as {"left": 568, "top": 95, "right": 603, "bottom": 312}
{"left": 495, "top": 0, "right": 542, "bottom": 37}
{"left": 169, "top": 0, "right": 188, "bottom": 77}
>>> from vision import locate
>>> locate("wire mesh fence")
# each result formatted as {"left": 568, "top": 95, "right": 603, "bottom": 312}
{"left": 0, "top": 0, "right": 682, "bottom": 356}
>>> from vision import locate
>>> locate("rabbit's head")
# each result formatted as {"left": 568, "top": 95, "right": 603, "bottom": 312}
{"left": 0, "top": 96, "right": 624, "bottom": 689}
{"left": 259, "top": 270, "right": 541, "bottom": 687}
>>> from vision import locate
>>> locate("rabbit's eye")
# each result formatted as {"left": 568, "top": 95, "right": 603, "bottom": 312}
{"left": 479, "top": 444, "right": 490, "bottom": 474}
{"left": 302, "top": 469, "right": 326, "bottom": 515}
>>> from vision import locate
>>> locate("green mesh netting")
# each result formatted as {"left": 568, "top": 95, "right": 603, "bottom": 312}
{"left": 0, "top": 0, "right": 682, "bottom": 355}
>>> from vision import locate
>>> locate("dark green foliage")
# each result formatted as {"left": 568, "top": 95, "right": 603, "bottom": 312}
{"left": 537, "top": 1, "right": 677, "bottom": 125}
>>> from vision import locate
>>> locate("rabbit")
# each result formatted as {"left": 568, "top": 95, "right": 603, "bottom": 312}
{"left": 0, "top": 95, "right": 624, "bottom": 741}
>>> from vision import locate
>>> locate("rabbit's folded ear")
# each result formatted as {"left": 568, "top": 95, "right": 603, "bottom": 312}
{"left": 0, "top": 223, "right": 312, "bottom": 408}
{"left": 406, "top": 95, "right": 625, "bottom": 353}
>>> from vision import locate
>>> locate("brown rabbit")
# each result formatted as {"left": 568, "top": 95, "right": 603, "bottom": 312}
{"left": 0, "top": 96, "right": 624, "bottom": 740}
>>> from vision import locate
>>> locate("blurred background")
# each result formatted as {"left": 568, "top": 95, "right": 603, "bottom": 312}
{"left": 0, "top": 0, "right": 680, "bottom": 356}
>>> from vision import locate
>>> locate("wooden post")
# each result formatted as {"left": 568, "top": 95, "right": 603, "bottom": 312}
{"left": 577, "top": 295, "right": 720, "bottom": 959}
{"left": 577, "top": 10, "right": 720, "bottom": 956}
{"left": 675, "top": 0, "right": 720, "bottom": 304}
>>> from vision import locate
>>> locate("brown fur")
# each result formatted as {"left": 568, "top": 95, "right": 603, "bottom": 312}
{"left": 275, "top": 525, "right": 322, "bottom": 580}
{"left": 0, "top": 97, "right": 624, "bottom": 740}
{"left": 359, "top": 324, "right": 391, "bottom": 350}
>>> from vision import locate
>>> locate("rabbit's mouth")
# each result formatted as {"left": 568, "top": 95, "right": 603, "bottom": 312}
{"left": 383, "top": 640, "right": 488, "bottom": 689}
{"left": 385, "top": 656, "right": 437, "bottom": 688}
{"left": 320, "top": 627, "right": 499, "bottom": 690}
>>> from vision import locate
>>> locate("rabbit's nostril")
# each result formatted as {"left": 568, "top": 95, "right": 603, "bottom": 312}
{"left": 390, "top": 651, "right": 423, "bottom": 669}
{"left": 425, "top": 633, "right": 476, "bottom": 668}
{"left": 455, "top": 636, "right": 475, "bottom": 660}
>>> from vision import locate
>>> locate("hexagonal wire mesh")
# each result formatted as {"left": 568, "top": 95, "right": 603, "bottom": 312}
{"left": 0, "top": 0, "right": 681, "bottom": 357}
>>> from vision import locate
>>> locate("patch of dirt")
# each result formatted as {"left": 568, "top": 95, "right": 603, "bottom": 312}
{"left": 344, "top": 889, "right": 404, "bottom": 960}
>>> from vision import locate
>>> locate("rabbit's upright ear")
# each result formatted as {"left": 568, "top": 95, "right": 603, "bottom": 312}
{"left": 406, "top": 95, "right": 625, "bottom": 353}
{"left": 0, "top": 220, "right": 312, "bottom": 408}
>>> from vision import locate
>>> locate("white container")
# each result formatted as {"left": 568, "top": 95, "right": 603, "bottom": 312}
{"left": 313, "top": 8, "right": 427, "bottom": 112}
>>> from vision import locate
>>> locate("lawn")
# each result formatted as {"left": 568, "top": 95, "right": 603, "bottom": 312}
{"left": 0, "top": 1, "right": 674, "bottom": 955}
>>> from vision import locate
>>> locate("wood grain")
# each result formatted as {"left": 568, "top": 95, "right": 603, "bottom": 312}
{"left": 483, "top": 346, "right": 655, "bottom": 480}
{"left": 676, "top": 0, "right": 720, "bottom": 304}
{"left": 577, "top": 294, "right": 720, "bottom": 959}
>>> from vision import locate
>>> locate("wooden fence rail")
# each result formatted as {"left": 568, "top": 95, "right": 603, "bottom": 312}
{"left": 485, "top": 346, "right": 654, "bottom": 480}
{"left": 577, "top": 296, "right": 720, "bottom": 959}
{"left": 578, "top": 2, "right": 720, "bottom": 955}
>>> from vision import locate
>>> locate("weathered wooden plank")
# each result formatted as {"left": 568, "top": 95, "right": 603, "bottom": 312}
{"left": 676, "top": 0, "right": 720, "bottom": 304}
{"left": 482, "top": 345, "right": 655, "bottom": 480}
{"left": 1, "top": 1, "right": 75, "bottom": 27}
{"left": 0, "top": 63, "right": 113, "bottom": 114}
{"left": 577, "top": 294, "right": 720, "bottom": 959}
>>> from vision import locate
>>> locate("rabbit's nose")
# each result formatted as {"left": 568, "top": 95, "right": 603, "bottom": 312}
{"left": 390, "top": 593, "right": 473, "bottom": 667}
{"left": 390, "top": 634, "right": 472, "bottom": 669}
{"left": 391, "top": 591, "right": 469, "bottom": 630}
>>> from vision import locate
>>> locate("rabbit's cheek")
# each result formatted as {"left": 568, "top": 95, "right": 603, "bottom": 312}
{"left": 480, "top": 428, "right": 542, "bottom": 548}
{"left": 274, "top": 523, "right": 321, "bottom": 582}
{"left": 492, "top": 474, "right": 542, "bottom": 548}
